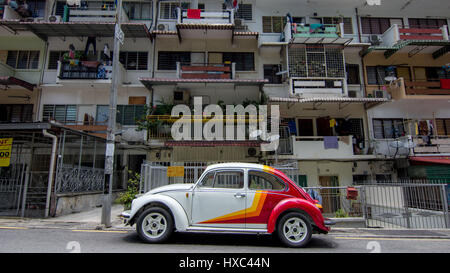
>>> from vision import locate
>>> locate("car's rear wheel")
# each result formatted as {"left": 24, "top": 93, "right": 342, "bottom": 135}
{"left": 136, "top": 207, "right": 173, "bottom": 243}
{"left": 277, "top": 212, "right": 312, "bottom": 248}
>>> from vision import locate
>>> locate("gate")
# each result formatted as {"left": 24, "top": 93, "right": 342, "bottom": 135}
{"left": 140, "top": 162, "right": 207, "bottom": 193}
{"left": 0, "top": 142, "right": 27, "bottom": 217}
{"left": 0, "top": 135, "right": 51, "bottom": 218}
{"left": 363, "top": 183, "right": 449, "bottom": 229}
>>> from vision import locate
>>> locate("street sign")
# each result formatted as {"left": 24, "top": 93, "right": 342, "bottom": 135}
{"left": 0, "top": 138, "right": 13, "bottom": 167}
{"left": 115, "top": 25, "right": 124, "bottom": 45}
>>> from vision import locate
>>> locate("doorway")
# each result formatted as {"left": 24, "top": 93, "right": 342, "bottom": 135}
{"left": 318, "top": 176, "right": 340, "bottom": 215}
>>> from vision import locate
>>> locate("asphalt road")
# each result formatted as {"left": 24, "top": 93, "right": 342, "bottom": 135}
{"left": 0, "top": 227, "right": 449, "bottom": 254}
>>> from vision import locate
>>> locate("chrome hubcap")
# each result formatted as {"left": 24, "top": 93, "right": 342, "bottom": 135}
{"left": 283, "top": 217, "right": 307, "bottom": 243}
{"left": 142, "top": 212, "right": 167, "bottom": 239}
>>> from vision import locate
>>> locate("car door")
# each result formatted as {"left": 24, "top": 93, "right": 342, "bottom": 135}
{"left": 245, "top": 169, "right": 289, "bottom": 230}
{"left": 191, "top": 169, "right": 247, "bottom": 229}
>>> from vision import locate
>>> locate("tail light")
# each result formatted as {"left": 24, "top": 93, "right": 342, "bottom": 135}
{"left": 313, "top": 200, "right": 323, "bottom": 213}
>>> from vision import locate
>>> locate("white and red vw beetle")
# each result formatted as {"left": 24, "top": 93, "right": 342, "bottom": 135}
{"left": 122, "top": 163, "right": 334, "bottom": 247}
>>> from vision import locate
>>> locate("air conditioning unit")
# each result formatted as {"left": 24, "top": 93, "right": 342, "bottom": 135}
{"left": 173, "top": 89, "right": 190, "bottom": 105}
{"left": 48, "top": 15, "right": 62, "bottom": 22}
{"left": 157, "top": 23, "right": 170, "bottom": 31}
{"left": 368, "top": 35, "right": 382, "bottom": 46}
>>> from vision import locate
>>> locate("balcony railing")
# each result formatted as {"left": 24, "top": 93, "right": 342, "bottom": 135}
{"left": 177, "top": 8, "right": 234, "bottom": 25}
{"left": 380, "top": 24, "right": 449, "bottom": 47}
{"left": 275, "top": 135, "right": 373, "bottom": 159}
{"left": 284, "top": 22, "right": 350, "bottom": 44}
{"left": 176, "top": 62, "right": 235, "bottom": 80}
{"left": 412, "top": 136, "right": 450, "bottom": 154}
{"left": 387, "top": 78, "right": 450, "bottom": 99}
{"left": 56, "top": 60, "right": 125, "bottom": 82}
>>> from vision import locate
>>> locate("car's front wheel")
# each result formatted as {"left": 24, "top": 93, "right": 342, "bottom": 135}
{"left": 136, "top": 207, "right": 173, "bottom": 243}
{"left": 277, "top": 211, "right": 312, "bottom": 248}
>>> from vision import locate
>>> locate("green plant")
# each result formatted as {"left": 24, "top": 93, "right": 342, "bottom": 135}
{"left": 335, "top": 208, "right": 348, "bottom": 218}
{"left": 117, "top": 170, "right": 140, "bottom": 210}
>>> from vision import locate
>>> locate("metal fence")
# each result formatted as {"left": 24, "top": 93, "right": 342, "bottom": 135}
{"left": 305, "top": 183, "right": 449, "bottom": 229}
{"left": 140, "top": 161, "right": 207, "bottom": 193}
{"left": 139, "top": 161, "right": 449, "bottom": 229}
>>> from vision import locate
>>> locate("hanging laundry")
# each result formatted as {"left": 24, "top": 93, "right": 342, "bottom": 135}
{"left": 224, "top": 0, "right": 233, "bottom": 10}
{"left": 323, "top": 136, "right": 339, "bottom": 149}
{"left": 187, "top": 9, "right": 201, "bottom": 19}
{"left": 329, "top": 118, "right": 336, "bottom": 128}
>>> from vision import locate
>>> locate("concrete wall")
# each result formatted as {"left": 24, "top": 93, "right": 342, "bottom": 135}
{"left": 54, "top": 191, "right": 122, "bottom": 217}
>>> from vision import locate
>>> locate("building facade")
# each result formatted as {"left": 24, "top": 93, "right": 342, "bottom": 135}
{"left": 1, "top": 0, "right": 449, "bottom": 216}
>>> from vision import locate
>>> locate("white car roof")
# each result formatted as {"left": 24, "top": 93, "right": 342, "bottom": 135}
{"left": 204, "top": 162, "right": 266, "bottom": 172}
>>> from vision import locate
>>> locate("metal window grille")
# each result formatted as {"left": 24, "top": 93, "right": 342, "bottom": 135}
{"left": 119, "top": 51, "right": 148, "bottom": 70}
{"left": 160, "top": 2, "right": 190, "bottom": 19}
{"left": 288, "top": 45, "right": 307, "bottom": 77}
{"left": 48, "top": 51, "right": 66, "bottom": 70}
{"left": 262, "top": 16, "right": 285, "bottom": 33}
{"left": 289, "top": 45, "right": 344, "bottom": 78}
{"left": 158, "top": 51, "right": 191, "bottom": 70}
{"left": 6, "top": 50, "right": 40, "bottom": 69}
{"left": 42, "top": 105, "right": 77, "bottom": 124}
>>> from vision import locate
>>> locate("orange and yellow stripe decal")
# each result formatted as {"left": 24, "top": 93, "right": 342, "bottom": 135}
{"left": 199, "top": 191, "right": 267, "bottom": 224}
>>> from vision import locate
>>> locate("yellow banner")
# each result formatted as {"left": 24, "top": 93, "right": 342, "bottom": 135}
{"left": 0, "top": 138, "right": 13, "bottom": 167}
{"left": 167, "top": 166, "right": 184, "bottom": 177}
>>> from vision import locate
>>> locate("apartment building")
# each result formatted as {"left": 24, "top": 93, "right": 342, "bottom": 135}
{"left": 0, "top": 0, "right": 449, "bottom": 216}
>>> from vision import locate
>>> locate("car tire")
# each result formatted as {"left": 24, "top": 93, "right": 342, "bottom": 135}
{"left": 277, "top": 211, "right": 312, "bottom": 248}
{"left": 136, "top": 207, "right": 174, "bottom": 244}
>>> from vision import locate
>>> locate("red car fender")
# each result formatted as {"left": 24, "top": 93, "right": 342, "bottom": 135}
{"left": 267, "top": 197, "right": 329, "bottom": 233}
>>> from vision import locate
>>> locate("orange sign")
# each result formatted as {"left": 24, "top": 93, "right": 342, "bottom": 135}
{"left": 167, "top": 166, "right": 185, "bottom": 177}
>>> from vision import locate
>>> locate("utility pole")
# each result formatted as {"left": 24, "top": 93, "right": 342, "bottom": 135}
{"left": 102, "top": 0, "right": 123, "bottom": 227}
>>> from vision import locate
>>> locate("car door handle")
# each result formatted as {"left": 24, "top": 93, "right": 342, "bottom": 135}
{"left": 234, "top": 193, "right": 246, "bottom": 198}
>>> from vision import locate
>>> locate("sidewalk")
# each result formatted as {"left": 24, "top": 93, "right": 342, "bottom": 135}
{"left": 1, "top": 206, "right": 449, "bottom": 239}
{"left": 0, "top": 204, "right": 133, "bottom": 231}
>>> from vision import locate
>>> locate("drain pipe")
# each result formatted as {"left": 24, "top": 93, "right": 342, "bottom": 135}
{"left": 43, "top": 129, "right": 57, "bottom": 218}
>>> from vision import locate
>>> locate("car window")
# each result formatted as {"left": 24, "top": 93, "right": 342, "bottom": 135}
{"left": 249, "top": 170, "right": 286, "bottom": 191}
{"left": 198, "top": 171, "right": 215, "bottom": 188}
{"left": 213, "top": 171, "right": 244, "bottom": 189}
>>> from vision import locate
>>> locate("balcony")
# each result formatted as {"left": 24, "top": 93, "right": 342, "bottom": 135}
{"left": 177, "top": 62, "right": 235, "bottom": 80}
{"left": 372, "top": 136, "right": 450, "bottom": 157}
{"left": 56, "top": 60, "right": 125, "bottom": 84}
{"left": 412, "top": 136, "right": 450, "bottom": 155}
{"left": 275, "top": 136, "right": 375, "bottom": 160}
{"left": 67, "top": 7, "right": 118, "bottom": 22}
{"left": 177, "top": 8, "right": 234, "bottom": 25}
{"left": 283, "top": 22, "right": 352, "bottom": 44}
{"left": 387, "top": 78, "right": 450, "bottom": 100}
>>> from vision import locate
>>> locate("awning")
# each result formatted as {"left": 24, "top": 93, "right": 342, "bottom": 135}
{"left": 0, "top": 76, "right": 36, "bottom": 91}
{"left": 140, "top": 77, "right": 268, "bottom": 90}
{"left": 0, "top": 20, "right": 151, "bottom": 40}
{"left": 268, "top": 96, "right": 391, "bottom": 109}
{"left": 165, "top": 140, "right": 263, "bottom": 147}
{"left": 361, "top": 40, "right": 450, "bottom": 59}
{"left": 409, "top": 156, "right": 450, "bottom": 165}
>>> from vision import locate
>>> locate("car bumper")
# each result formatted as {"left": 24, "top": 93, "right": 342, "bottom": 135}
{"left": 121, "top": 210, "right": 131, "bottom": 225}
